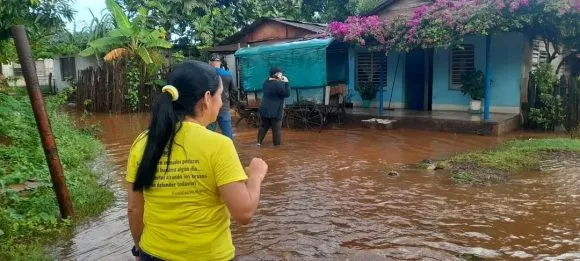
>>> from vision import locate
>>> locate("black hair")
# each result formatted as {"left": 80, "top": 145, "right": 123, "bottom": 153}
{"left": 133, "top": 60, "right": 221, "bottom": 191}
{"left": 209, "top": 53, "right": 221, "bottom": 62}
{"left": 269, "top": 67, "right": 282, "bottom": 77}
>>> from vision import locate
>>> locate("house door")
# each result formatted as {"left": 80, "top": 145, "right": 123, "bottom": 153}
{"left": 405, "top": 49, "right": 433, "bottom": 111}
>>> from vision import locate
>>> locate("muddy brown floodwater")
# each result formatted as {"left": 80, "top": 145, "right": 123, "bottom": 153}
{"left": 54, "top": 113, "right": 580, "bottom": 260}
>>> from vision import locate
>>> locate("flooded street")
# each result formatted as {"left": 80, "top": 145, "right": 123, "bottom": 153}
{"left": 55, "top": 113, "right": 580, "bottom": 260}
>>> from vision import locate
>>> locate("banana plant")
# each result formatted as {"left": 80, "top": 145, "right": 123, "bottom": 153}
{"left": 79, "top": 0, "right": 172, "bottom": 65}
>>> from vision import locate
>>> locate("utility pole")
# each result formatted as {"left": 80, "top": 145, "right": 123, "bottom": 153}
{"left": 10, "top": 25, "right": 74, "bottom": 219}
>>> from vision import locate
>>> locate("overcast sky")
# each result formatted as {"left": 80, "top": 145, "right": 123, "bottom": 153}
{"left": 67, "top": 0, "right": 107, "bottom": 30}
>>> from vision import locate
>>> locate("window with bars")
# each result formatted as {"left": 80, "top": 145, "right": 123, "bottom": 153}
{"left": 356, "top": 52, "right": 386, "bottom": 90}
{"left": 450, "top": 44, "right": 475, "bottom": 90}
{"left": 60, "top": 57, "right": 76, "bottom": 80}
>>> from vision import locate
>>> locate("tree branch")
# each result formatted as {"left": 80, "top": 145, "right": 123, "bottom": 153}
{"left": 555, "top": 53, "right": 574, "bottom": 75}
{"left": 543, "top": 38, "right": 556, "bottom": 63}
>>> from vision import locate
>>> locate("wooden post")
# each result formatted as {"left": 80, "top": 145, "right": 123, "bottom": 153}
{"left": 10, "top": 25, "right": 74, "bottom": 219}
{"left": 48, "top": 72, "right": 53, "bottom": 94}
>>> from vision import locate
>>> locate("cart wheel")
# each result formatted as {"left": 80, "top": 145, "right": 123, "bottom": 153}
{"left": 235, "top": 117, "right": 244, "bottom": 127}
{"left": 287, "top": 106, "right": 324, "bottom": 132}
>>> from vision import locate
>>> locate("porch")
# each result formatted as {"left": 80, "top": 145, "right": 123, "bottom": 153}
{"left": 347, "top": 108, "right": 521, "bottom": 136}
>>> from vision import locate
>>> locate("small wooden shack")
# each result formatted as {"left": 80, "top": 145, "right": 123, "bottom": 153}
{"left": 207, "top": 18, "right": 328, "bottom": 88}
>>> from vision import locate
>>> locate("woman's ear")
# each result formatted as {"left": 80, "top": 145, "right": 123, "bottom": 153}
{"left": 202, "top": 91, "right": 212, "bottom": 108}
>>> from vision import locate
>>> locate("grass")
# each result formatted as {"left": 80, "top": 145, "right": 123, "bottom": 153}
{"left": 0, "top": 90, "right": 114, "bottom": 260}
{"left": 442, "top": 138, "right": 580, "bottom": 185}
{"left": 450, "top": 138, "right": 580, "bottom": 171}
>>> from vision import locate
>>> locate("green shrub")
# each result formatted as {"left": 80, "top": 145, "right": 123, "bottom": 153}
{"left": 355, "top": 82, "right": 379, "bottom": 101}
{"left": 0, "top": 93, "right": 113, "bottom": 260}
{"left": 528, "top": 65, "right": 565, "bottom": 130}
{"left": 460, "top": 70, "right": 485, "bottom": 100}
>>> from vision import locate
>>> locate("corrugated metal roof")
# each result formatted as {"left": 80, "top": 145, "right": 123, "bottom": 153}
{"left": 218, "top": 18, "right": 327, "bottom": 46}
{"left": 272, "top": 19, "right": 327, "bottom": 34}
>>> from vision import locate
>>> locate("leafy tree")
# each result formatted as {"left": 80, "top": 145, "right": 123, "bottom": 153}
{"left": 353, "top": 0, "right": 383, "bottom": 15}
{"left": 0, "top": 40, "right": 17, "bottom": 64}
{"left": 0, "top": 0, "right": 74, "bottom": 40}
{"left": 0, "top": 0, "right": 75, "bottom": 62}
{"left": 118, "top": 0, "right": 215, "bottom": 42}
{"left": 116, "top": 0, "right": 351, "bottom": 48}
{"left": 35, "top": 29, "right": 89, "bottom": 58}
{"left": 80, "top": 0, "right": 172, "bottom": 111}
{"left": 80, "top": 0, "right": 172, "bottom": 64}
{"left": 30, "top": 10, "right": 114, "bottom": 59}
{"left": 301, "top": 0, "right": 359, "bottom": 22}
{"left": 193, "top": 7, "right": 237, "bottom": 48}
{"left": 529, "top": 64, "right": 566, "bottom": 130}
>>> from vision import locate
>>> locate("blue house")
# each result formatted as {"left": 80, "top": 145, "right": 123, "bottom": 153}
{"left": 348, "top": 0, "right": 533, "bottom": 117}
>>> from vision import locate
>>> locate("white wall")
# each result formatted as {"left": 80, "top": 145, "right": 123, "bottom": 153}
{"left": 531, "top": 38, "right": 569, "bottom": 77}
{"left": 0, "top": 59, "right": 54, "bottom": 87}
{"left": 54, "top": 56, "right": 98, "bottom": 90}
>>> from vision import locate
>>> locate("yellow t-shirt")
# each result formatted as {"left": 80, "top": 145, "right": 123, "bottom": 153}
{"left": 126, "top": 121, "right": 247, "bottom": 261}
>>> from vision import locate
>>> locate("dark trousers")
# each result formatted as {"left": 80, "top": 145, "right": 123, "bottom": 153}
{"left": 257, "top": 117, "right": 282, "bottom": 145}
{"left": 140, "top": 251, "right": 233, "bottom": 261}
{"left": 140, "top": 251, "right": 163, "bottom": 261}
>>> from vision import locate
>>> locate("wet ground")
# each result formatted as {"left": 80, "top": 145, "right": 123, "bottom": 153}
{"left": 55, "top": 113, "right": 580, "bottom": 260}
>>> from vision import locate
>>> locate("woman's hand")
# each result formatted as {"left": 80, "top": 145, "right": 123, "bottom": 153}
{"left": 219, "top": 157, "right": 268, "bottom": 225}
{"left": 245, "top": 158, "right": 268, "bottom": 181}
{"left": 280, "top": 76, "right": 289, "bottom": 83}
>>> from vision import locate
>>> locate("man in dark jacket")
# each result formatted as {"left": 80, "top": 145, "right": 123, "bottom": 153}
{"left": 257, "top": 67, "right": 291, "bottom": 146}
{"left": 208, "top": 54, "right": 236, "bottom": 139}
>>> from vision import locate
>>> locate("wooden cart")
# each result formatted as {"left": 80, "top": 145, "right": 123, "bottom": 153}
{"left": 235, "top": 83, "right": 348, "bottom": 132}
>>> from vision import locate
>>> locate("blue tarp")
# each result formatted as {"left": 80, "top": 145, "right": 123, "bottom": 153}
{"left": 235, "top": 38, "right": 334, "bottom": 92}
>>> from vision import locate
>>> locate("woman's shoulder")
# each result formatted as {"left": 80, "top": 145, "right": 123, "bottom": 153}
{"left": 181, "top": 123, "right": 232, "bottom": 148}
{"left": 131, "top": 130, "right": 148, "bottom": 148}
{"left": 128, "top": 130, "right": 149, "bottom": 156}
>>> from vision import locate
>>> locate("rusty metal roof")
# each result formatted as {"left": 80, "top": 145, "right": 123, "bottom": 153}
{"left": 218, "top": 18, "right": 327, "bottom": 46}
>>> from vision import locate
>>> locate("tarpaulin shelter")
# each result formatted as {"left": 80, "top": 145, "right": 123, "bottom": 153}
{"left": 235, "top": 38, "right": 349, "bottom": 104}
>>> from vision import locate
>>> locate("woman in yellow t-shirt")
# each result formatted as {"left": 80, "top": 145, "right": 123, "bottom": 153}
{"left": 126, "top": 61, "right": 268, "bottom": 261}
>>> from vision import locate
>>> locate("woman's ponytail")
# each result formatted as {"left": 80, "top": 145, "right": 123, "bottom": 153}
{"left": 132, "top": 61, "right": 221, "bottom": 191}
{"left": 133, "top": 90, "right": 179, "bottom": 191}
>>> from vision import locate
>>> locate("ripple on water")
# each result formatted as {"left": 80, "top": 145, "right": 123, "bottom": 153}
{"left": 56, "top": 114, "right": 580, "bottom": 260}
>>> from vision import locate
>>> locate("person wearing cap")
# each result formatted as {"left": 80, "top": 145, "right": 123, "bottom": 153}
{"left": 208, "top": 54, "right": 236, "bottom": 139}
{"left": 257, "top": 67, "right": 291, "bottom": 146}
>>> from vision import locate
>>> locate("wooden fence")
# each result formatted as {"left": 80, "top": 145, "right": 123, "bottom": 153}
{"left": 564, "top": 75, "right": 580, "bottom": 130}
{"left": 75, "top": 62, "right": 162, "bottom": 113}
{"left": 525, "top": 72, "right": 580, "bottom": 130}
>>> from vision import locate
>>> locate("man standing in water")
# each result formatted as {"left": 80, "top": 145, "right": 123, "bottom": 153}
{"left": 208, "top": 54, "right": 236, "bottom": 139}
